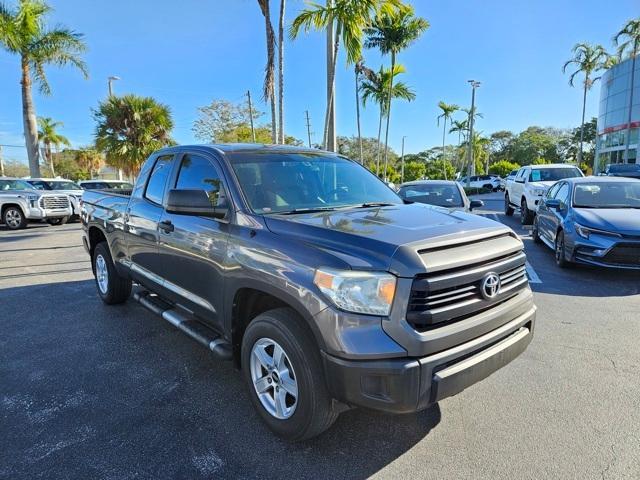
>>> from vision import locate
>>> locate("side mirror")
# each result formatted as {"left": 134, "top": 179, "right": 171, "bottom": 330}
{"left": 166, "top": 189, "right": 228, "bottom": 219}
{"left": 545, "top": 198, "right": 561, "bottom": 210}
{"left": 469, "top": 199, "right": 484, "bottom": 211}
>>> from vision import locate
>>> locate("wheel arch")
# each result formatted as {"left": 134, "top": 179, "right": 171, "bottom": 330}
{"left": 1, "top": 203, "right": 25, "bottom": 218}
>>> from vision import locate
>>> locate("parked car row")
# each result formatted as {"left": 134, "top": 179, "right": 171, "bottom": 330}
{"left": 0, "top": 176, "right": 134, "bottom": 230}
{"left": 504, "top": 164, "right": 640, "bottom": 270}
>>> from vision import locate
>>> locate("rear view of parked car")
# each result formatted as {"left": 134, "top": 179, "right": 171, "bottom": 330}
{"left": 605, "top": 163, "right": 640, "bottom": 179}
{"left": 398, "top": 180, "right": 484, "bottom": 212}
{"left": 458, "top": 174, "right": 502, "bottom": 191}
{"left": 533, "top": 177, "right": 640, "bottom": 269}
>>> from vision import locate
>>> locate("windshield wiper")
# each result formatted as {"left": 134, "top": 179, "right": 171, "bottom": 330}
{"left": 275, "top": 207, "right": 338, "bottom": 215}
{"left": 354, "top": 202, "right": 396, "bottom": 208}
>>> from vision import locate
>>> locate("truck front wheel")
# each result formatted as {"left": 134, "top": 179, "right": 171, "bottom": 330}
{"left": 241, "top": 308, "right": 338, "bottom": 441}
{"left": 504, "top": 194, "right": 514, "bottom": 216}
{"left": 3, "top": 206, "right": 27, "bottom": 230}
{"left": 92, "top": 242, "right": 132, "bottom": 304}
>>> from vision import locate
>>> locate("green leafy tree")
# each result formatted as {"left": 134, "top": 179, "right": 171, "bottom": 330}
{"left": 37, "top": 116, "right": 70, "bottom": 176}
{"left": 489, "top": 160, "right": 520, "bottom": 178}
{"left": 74, "top": 147, "right": 104, "bottom": 177}
{"left": 402, "top": 160, "right": 426, "bottom": 182}
{"left": 290, "top": 0, "right": 404, "bottom": 150}
{"left": 94, "top": 94, "right": 174, "bottom": 176}
{"left": 193, "top": 99, "right": 264, "bottom": 143}
{"left": 509, "top": 126, "right": 560, "bottom": 165}
{"left": 365, "top": 6, "right": 428, "bottom": 178}
{"left": 360, "top": 64, "right": 415, "bottom": 174}
{"left": 489, "top": 130, "right": 514, "bottom": 163}
{"left": 424, "top": 159, "right": 455, "bottom": 180}
{"left": 436, "top": 101, "right": 458, "bottom": 179}
{"left": 0, "top": 0, "right": 88, "bottom": 177}
{"left": 337, "top": 135, "right": 398, "bottom": 169}
{"left": 563, "top": 43, "right": 609, "bottom": 163}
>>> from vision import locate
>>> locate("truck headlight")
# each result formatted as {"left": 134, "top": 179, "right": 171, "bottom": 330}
{"left": 313, "top": 268, "right": 396, "bottom": 316}
{"left": 532, "top": 188, "right": 546, "bottom": 196}
{"left": 27, "top": 194, "right": 39, "bottom": 207}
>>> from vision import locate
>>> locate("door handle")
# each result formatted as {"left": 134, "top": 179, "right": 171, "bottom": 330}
{"left": 158, "top": 220, "right": 174, "bottom": 233}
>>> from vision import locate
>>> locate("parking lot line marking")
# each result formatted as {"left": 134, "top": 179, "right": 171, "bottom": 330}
{"left": 525, "top": 261, "right": 542, "bottom": 284}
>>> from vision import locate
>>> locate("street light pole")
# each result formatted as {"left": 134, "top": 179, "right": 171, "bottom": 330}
{"left": 400, "top": 135, "right": 406, "bottom": 184}
{"left": 108, "top": 75, "right": 120, "bottom": 97}
{"left": 466, "top": 80, "right": 480, "bottom": 188}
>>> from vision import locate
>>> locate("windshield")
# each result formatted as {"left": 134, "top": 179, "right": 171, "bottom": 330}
{"left": 529, "top": 167, "right": 582, "bottom": 182}
{"left": 229, "top": 152, "right": 401, "bottom": 214}
{"left": 49, "top": 181, "right": 81, "bottom": 190}
{"left": 573, "top": 182, "right": 640, "bottom": 208}
{"left": 0, "top": 179, "right": 35, "bottom": 191}
{"left": 398, "top": 183, "right": 464, "bottom": 207}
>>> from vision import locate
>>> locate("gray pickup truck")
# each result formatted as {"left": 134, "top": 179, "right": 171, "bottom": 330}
{"left": 82, "top": 144, "right": 536, "bottom": 441}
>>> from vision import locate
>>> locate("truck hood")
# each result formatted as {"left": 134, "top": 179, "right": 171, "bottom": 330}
{"left": 574, "top": 208, "right": 640, "bottom": 236}
{"left": 263, "top": 203, "right": 512, "bottom": 276}
{"left": 528, "top": 181, "right": 556, "bottom": 190}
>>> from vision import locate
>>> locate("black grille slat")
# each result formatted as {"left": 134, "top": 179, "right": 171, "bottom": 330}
{"left": 602, "top": 244, "right": 640, "bottom": 266}
{"left": 407, "top": 247, "right": 529, "bottom": 329}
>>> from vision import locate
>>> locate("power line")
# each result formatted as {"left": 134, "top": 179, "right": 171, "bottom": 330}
{"left": 0, "top": 143, "right": 25, "bottom": 148}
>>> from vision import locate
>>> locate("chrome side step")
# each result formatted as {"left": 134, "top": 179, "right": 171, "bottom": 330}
{"left": 133, "top": 290, "right": 232, "bottom": 360}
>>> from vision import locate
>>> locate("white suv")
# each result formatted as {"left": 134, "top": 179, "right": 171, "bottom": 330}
{"left": 504, "top": 164, "right": 584, "bottom": 224}
{"left": 457, "top": 174, "right": 502, "bottom": 191}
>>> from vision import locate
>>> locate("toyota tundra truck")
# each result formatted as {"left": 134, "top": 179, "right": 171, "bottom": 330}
{"left": 1, "top": 177, "right": 73, "bottom": 229}
{"left": 82, "top": 144, "right": 536, "bottom": 441}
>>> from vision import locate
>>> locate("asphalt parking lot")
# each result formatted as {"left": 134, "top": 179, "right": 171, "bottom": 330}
{"left": 1, "top": 196, "right": 639, "bottom": 480}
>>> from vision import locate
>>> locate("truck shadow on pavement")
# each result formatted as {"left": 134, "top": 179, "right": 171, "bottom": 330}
{"left": 1, "top": 280, "right": 440, "bottom": 480}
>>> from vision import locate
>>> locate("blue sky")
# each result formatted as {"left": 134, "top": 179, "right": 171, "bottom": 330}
{"left": 0, "top": 0, "right": 636, "bottom": 163}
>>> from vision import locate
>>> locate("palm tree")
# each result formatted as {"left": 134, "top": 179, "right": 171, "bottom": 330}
{"left": 277, "top": 0, "right": 286, "bottom": 144}
{"left": 365, "top": 6, "right": 428, "bottom": 179}
{"left": 94, "top": 95, "right": 174, "bottom": 176}
{"left": 290, "top": 0, "right": 404, "bottom": 151}
{"left": 360, "top": 64, "right": 415, "bottom": 175}
{"left": 449, "top": 119, "right": 468, "bottom": 145}
{"left": 37, "top": 117, "right": 70, "bottom": 176}
{"left": 354, "top": 60, "right": 373, "bottom": 164}
{"left": 563, "top": 42, "right": 609, "bottom": 163}
{"left": 614, "top": 18, "right": 640, "bottom": 163}
{"left": 75, "top": 148, "right": 103, "bottom": 177}
{"left": 0, "top": 0, "right": 88, "bottom": 178}
{"left": 257, "top": 0, "right": 277, "bottom": 143}
{"left": 436, "top": 101, "right": 459, "bottom": 179}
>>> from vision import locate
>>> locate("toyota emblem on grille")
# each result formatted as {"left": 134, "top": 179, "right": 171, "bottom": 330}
{"left": 481, "top": 272, "right": 501, "bottom": 299}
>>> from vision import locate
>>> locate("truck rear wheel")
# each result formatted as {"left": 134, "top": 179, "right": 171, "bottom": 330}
{"left": 2, "top": 206, "right": 27, "bottom": 230}
{"left": 92, "top": 242, "right": 132, "bottom": 304}
{"left": 504, "top": 194, "right": 514, "bottom": 216}
{"left": 241, "top": 308, "right": 338, "bottom": 441}
{"left": 520, "top": 198, "right": 534, "bottom": 225}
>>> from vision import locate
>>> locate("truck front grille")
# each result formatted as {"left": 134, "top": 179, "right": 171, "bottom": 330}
{"left": 407, "top": 234, "right": 529, "bottom": 331}
{"left": 39, "top": 195, "right": 70, "bottom": 210}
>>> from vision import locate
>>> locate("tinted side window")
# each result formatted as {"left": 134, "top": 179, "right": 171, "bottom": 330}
{"left": 175, "top": 154, "right": 226, "bottom": 207}
{"left": 555, "top": 183, "right": 570, "bottom": 206}
{"left": 144, "top": 155, "right": 174, "bottom": 205}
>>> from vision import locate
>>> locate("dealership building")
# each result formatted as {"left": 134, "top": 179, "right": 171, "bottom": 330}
{"left": 595, "top": 56, "right": 639, "bottom": 172}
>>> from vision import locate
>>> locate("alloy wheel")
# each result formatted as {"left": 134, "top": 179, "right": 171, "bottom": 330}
{"left": 250, "top": 337, "right": 298, "bottom": 420}
{"left": 5, "top": 209, "right": 21, "bottom": 229}
{"left": 95, "top": 254, "right": 109, "bottom": 294}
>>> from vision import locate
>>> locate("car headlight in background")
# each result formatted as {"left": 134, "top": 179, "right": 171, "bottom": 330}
{"left": 313, "top": 268, "right": 396, "bottom": 316}
{"left": 532, "top": 188, "right": 546, "bottom": 196}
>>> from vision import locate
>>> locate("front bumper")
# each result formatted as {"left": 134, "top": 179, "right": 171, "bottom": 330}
{"left": 571, "top": 235, "right": 640, "bottom": 270}
{"left": 26, "top": 206, "right": 73, "bottom": 220}
{"left": 322, "top": 306, "right": 535, "bottom": 413}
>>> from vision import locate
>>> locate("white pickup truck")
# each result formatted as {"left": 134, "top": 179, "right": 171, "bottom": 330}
{"left": 504, "top": 164, "right": 584, "bottom": 224}
{"left": 0, "top": 177, "right": 73, "bottom": 230}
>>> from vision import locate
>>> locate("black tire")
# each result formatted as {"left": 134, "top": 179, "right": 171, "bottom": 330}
{"left": 46, "top": 216, "right": 68, "bottom": 226}
{"left": 2, "top": 206, "right": 27, "bottom": 230}
{"left": 554, "top": 230, "right": 571, "bottom": 268}
{"left": 520, "top": 198, "right": 534, "bottom": 225}
{"left": 532, "top": 216, "right": 542, "bottom": 244}
{"left": 241, "top": 308, "right": 338, "bottom": 441}
{"left": 92, "top": 242, "right": 132, "bottom": 304}
{"left": 504, "top": 194, "right": 514, "bottom": 216}
{"left": 482, "top": 184, "right": 493, "bottom": 191}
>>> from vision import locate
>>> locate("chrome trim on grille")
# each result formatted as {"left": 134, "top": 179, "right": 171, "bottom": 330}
{"left": 39, "top": 195, "right": 70, "bottom": 210}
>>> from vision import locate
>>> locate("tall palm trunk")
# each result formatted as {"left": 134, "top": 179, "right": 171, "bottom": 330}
{"left": 376, "top": 107, "right": 383, "bottom": 176}
{"left": 277, "top": 0, "right": 286, "bottom": 144}
{"left": 21, "top": 58, "right": 41, "bottom": 178}
{"left": 355, "top": 66, "right": 363, "bottom": 164}
{"left": 45, "top": 140, "right": 55, "bottom": 176}
{"left": 382, "top": 52, "right": 395, "bottom": 181}
{"left": 577, "top": 74, "right": 589, "bottom": 164}
{"left": 441, "top": 117, "right": 448, "bottom": 180}
{"left": 258, "top": 0, "right": 277, "bottom": 144}
{"left": 323, "top": 33, "right": 339, "bottom": 151}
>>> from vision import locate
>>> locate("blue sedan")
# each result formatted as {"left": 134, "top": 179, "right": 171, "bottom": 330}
{"left": 532, "top": 177, "right": 640, "bottom": 269}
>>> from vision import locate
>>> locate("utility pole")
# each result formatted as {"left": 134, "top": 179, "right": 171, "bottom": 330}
{"left": 466, "top": 80, "right": 481, "bottom": 188}
{"left": 400, "top": 136, "right": 406, "bottom": 184}
{"left": 305, "top": 110, "right": 313, "bottom": 148}
{"left": 247, "top": 90, "right": 257, "bottom": 143}
{"left": 0, "top": 145, "right": 4, "bottom": 177}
